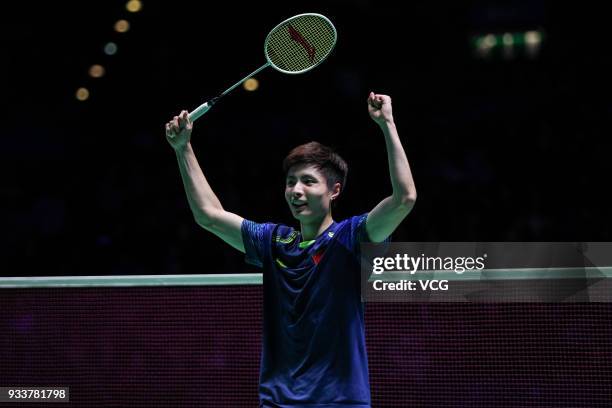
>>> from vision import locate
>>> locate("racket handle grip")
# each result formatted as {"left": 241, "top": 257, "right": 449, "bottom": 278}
{"left": 188, "top": 101, "right": 213, "bottom": 122}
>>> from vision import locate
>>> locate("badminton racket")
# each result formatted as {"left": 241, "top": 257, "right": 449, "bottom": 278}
{"left": 188, "top": 13, "right": 337, "bottom": 122}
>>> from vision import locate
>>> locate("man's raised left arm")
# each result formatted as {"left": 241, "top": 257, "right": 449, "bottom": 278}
{"left": 365, "top": 92, "right": 417, "bottom": 243}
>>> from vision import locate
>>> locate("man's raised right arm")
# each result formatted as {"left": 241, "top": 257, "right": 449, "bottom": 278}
{"left": 166, "top": 110, "right": 245, "bottom": 253}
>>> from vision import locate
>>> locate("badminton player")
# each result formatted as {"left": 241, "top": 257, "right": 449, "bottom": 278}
{"left": 165, "top": 92, "right": 416, "bottom": 407}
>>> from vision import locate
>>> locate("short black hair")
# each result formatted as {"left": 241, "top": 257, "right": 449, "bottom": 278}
{"left": 282, "top": 141, "right": 348, "bottom": 194}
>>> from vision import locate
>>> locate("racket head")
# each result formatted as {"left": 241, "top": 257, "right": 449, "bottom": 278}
{"left": 264, "top": 13, "right": 337, "bottom": 75}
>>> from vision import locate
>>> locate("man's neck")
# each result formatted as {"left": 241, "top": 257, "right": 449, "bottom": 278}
{"left": 300, "top": 213, "right": 334, "bottom": 241}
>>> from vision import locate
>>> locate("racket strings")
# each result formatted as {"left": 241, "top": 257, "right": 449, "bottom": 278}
{"left": 266, "top": 15, "right": 336, "bottom": 73}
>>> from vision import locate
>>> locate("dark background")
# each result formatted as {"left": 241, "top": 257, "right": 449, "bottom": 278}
{"left": 2, "top": 1, "right": 611, "bottom": 277}
{"left": 2, "top": 3, "right": 612, "bottom": 407}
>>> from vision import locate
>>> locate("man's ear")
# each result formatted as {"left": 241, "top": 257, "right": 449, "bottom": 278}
{"left": 331, "top": 182, "right": 341, "bottom": 201}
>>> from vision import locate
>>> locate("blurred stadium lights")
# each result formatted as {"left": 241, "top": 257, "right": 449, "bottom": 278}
{"left": 114, "top": 19, "right": 130, "bottom": 33}
{"left": 104, "top": 42, "right": 118, "bottom": 56}
{"left": 75, "top": 2, "right": 142, "bottom": 103}
{"left": 243, "top": 78, "right": 259, "bottom": 92}
{"left": 89, "top": 64, "right": 106, "bottom": 78}
{"left": 524, "top": 30, "right": 543, "bottom": 58}
{"left": 76, "top": 87, "right": 90, "bottom": 101}
{"left": 472, "top": 30, "right": 543, "bottom": 60}
{"left": 126, "top": 0, "right": 142, "bottom": 13}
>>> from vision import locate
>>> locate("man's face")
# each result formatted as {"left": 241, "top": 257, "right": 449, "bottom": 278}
{"left": 285, "top": 164, "right": 339, "bottom": 221}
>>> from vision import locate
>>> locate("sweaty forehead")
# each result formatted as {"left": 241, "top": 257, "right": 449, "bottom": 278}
{"left": 286, "top": 164, "right": 325, "bottom": 179}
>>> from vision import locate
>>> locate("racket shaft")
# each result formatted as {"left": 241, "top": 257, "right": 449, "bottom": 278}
{"left": 221, "top": 63, "right": 270, "bottom": 96}
{"left": 188, "top": 63, "right": 270, "bottom": 122}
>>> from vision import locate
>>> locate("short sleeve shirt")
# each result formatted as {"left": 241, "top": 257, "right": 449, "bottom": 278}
{"left": 242, "top": 213, "right": 387, "bottom": 408}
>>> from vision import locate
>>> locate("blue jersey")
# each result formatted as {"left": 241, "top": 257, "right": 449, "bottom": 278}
{"left": 241, "top": 213, "right": 379, "bottom": 408}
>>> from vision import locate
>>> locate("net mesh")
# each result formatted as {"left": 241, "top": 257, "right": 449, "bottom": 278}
{"left": 1, "top": 283, "right": 611, "bottom": 407}
{"left": 266, "top": 14, "right": 336, "bottom": 73}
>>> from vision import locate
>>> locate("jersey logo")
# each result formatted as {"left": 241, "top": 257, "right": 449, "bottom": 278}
{"left": 312, "top": 249, "right": 325, "bottom": 265}
{"left": 274, "top": 230, "right": 298, "bottom": 244}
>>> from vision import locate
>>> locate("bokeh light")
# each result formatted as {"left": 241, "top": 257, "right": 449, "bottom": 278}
{"left": 114, "top": 20, "right": 130, "bottom": 33}
{"left": 89, "top": 64, "right": 105, "bottom": 78}
{"left": 502, "top": 33, "right": 514, "bottom": 46}
{"left": 76, "top": 87, "right": 90, "bottom": 101}
{"left": 243, "top": 78, "right": 259, "bottom": 91}
{"left": 126, "top": 0, "right": 142, "bottom": 13}
{"left": 525, "top": 30, "right": 542, "bottom": 46}
{"left": 104, "top": 42, "right": 118, "bottom": 56}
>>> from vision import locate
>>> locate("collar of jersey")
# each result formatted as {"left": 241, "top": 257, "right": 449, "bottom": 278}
{"left": 297, "top": 221, "right": 337, "bottom": 249}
